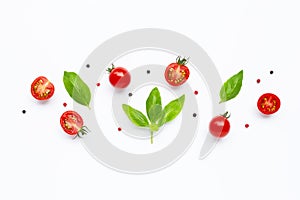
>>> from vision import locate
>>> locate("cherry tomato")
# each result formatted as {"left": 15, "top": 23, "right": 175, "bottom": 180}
{"left": 107, "top": 64, "right": 131, "bottom": 88}
{"left": 165, "top": 56, "right": 190, "bottom": 86}
{"left": 257, "top": 93, "right": 281, "bottom": 115}
{"left": 31, "top": 76, "right": 55, "bottom": 100}
{"left": 209, "top": 112, "right": 231, "bottom": 138}
{"left": 60, "top": 110, "right": 89, "bottom": 137}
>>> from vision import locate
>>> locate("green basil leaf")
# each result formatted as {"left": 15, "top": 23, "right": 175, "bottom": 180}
{"left": 146, "top": 87, "right": 162, "bottom": 122}
{"left": 160, "top": 94, "right": 185, "bottom": 125}
{"left": 148, "top": 104, "right": 163, "bottom": 124}
{"left": 219, "top": 70, "right": 243, "bottom": 103}
{"left": 122, "top": 104, "right": 149, "bottom": 127}
{"left": 63, "top": 71, "right": 91, "bottom": 108}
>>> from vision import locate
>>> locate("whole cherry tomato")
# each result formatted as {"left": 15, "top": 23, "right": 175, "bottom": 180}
{"left": 209, "top": 112, "right": 231, "bottom": 138}
{"left": 107, "top": 64, "right": 131, "bottom": 88}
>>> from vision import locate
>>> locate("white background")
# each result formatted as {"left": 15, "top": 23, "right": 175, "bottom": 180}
{"left": 0, "top": 0, "right": 299, "bottom": 199}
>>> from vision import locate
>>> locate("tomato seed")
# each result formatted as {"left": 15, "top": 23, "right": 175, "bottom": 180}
{"left": 245, "top": 124, "right": 249, "bottom": 128}
{"left": 118, "top": 127, "right": 122, "bottom": 131}
{"left": 257, "top": 79, "right": 261, "bottom": 83}
{"left": 194, "top": 90, "right": 198, "bottom": 95}
{"left": 96, "top": 83, "right": 100, "bottom": 87}
{"left": 63, "top": 103, "right": 67, "bottom": 107}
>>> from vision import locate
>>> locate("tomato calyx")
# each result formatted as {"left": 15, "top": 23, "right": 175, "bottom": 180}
{"left": 176, "top": 56, "right": 189, "bottom": 66}
{"left": 221, "top": 111, "right": 231, "bottom": 119}
{"left": 106, "top": 63, "right": 115, "bottom": 73}
{"left": 73, "top": 126, "right": 90, "bottom": 139}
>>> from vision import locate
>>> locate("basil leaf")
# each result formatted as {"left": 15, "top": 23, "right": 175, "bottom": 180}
{"left": 160, "top": 95, "right": 185, "bottom": 125}
{"left": 122, "top": 104, "right": 149, "bottom": 127}
{"left": 63, "top": 71, "right": 91, "bottom": 108}
{"left": 148, "top": 104, "right": 163, "bottom": 124}
{"left": 219, "top": 70, "right": 243, "bottom": 103}
{"left": 146, "top": 87, "right": 162, "bottom": 123}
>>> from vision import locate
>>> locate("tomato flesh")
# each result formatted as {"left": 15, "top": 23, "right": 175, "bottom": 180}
{"left": 60, "top": 111, "right": 84, "bottom": 135}
{"left": 165, "top": 63, "right": 190, "bottom": 86}
{"left": 31, "top": 76, "right": 55, "bottom": 100}
{"left": 109, "top": 67, "right": 131, "bottom": 88}
{"left": 209, "top": 115, "right": 230, "bottom": 138}
{"left": 257, "top": 93, "right": 280, "bottom": 115}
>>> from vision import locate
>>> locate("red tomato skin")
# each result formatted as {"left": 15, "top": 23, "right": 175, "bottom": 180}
{"left": 209, "top": 116, "right": 230, "bottom": 138}
{"left": 31, "top": 76, "right": 55, "bottom": 100}
{"left": 60, "top": 111, "right": 84, "bottom": 135}
{"left": 164, "top": 63, "right": 190, "bottom": 86}
{"left": 109, "top": 67, "right": 131, "bottom": 88}
{"left": 257, "top": 93, "right": 281, "bottom": 115}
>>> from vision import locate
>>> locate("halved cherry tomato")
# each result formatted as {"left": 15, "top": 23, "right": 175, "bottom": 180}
{"left": 107, "top": 64, "right": 131, "bottom": 88}
{"left": 60, "top": 110, "right": 89, "bottom": 137}
{"left": 257, "top": 93, "right": 281, "bottom": 115}
{"left": 209, "top": 112, "right": 231, "bottom": 138}
{"left": 164, "top": 56, "right": 190, "bottom": 86}
{"left": 31, "top": 76, "right": 55, "bottom": 100}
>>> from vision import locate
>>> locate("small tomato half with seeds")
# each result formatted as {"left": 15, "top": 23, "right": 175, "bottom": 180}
{"left": 60, "top": 110, "right": 89, "bottom": 137}
{"left": 31, "top": 76, "right": 55, "bottom": 100}
{"left": 165, "top": 56, "right": 190, "bottom": 86}
{"left": 257, "top": 93, "right": 281, "bottom": 115}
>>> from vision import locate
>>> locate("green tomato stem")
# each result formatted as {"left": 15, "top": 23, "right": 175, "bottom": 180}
{"left": 150, "top": 131, "right": 153, "bottom": 144}
{"left": 106, "top": 63, "right": 115, "bottom": 73}
{"left": 221, "top": 111, "right": 231, "bottom": 118}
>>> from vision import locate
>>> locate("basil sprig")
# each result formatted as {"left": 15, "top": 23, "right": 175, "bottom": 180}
{"left": 122, "top": 87, "right": 185, "bottom": 144}
{"left": 219, "top": 70, "right": 243, "bottom": 103}
{"left": 63, "top": 71, "right": 91, "bottom": 109}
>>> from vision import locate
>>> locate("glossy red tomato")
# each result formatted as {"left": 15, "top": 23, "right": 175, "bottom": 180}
{"left": 60, "top": 111, "right": 89, "bottom": 137}
{"left": 31, "top": 76, "right": 55, "bottom": 100}
{"left": 209, "top": 112, "right": 231, "bottom": 138}
{"left": 257, "top": 93, "right": 281, "bottom": 115}
{"left": 107, "top": 64, "right": 131, "bottom": 88}
{"left": 165, "top": 56, "right": 190, "bottom": 86}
